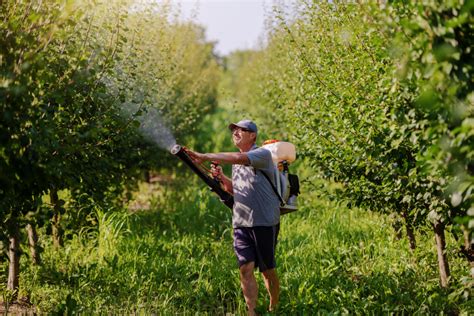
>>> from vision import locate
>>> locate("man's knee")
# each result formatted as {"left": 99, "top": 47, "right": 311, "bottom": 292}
{"left": 262, "top": 268, "right": 278, "bottom": 281}
{"left": 239, "top": 261, "right": 255, "bottom": 279}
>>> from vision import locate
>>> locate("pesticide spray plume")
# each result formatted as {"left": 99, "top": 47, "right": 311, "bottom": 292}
{"left": 171, "top": 144, "right": 234, "bottom": 209}
{"left": 121, "top": 103, "right": 234, "bottom": 208}
{"left": 138, "top": 107, "right": 176, "bottom": 151}
{"left": 120, "top": 103, "right": 177, "bottom": 151}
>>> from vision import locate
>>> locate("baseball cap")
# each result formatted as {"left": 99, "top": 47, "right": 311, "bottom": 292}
{"left": 228, "top": 119, "right": 258, "bottom": 133}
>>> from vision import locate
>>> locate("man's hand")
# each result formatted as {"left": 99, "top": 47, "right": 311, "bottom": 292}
{"left": 210, "top": 162, "right": 224, "bottom": 181}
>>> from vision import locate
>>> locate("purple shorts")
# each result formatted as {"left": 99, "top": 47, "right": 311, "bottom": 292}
{"left": 233, "top": 224, "right": 280, "bottom": 272}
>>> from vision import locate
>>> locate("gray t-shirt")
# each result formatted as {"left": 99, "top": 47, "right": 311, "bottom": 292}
{"left": 232, "top": 145, "right": 280, "bottom": 228}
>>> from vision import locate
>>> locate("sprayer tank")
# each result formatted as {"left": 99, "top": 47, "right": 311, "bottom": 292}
{"left": 262, "top": 141, "right": 296, "bottom": 163}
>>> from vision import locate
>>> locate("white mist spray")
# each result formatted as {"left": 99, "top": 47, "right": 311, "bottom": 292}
{"left": 138, "top": 107, "right": 177, "bottom": 151}
{"left": 122, "top": 104, "right": 177, "bottom": 151}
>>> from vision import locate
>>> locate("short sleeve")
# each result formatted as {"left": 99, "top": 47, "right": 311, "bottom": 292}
{"left": 247, "top": 147, "right": 273, "bottom": 170}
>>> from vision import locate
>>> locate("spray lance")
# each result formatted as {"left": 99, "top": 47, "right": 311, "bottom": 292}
{"left": 170, "top": 144, "right": 234, "bottom": 209}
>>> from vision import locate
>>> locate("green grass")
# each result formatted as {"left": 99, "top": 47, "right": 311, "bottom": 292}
{"left": 11, "top": 179, "right": 473, "bottom": 314}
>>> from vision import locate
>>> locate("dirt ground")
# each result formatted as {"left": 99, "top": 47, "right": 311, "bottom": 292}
{"left": 0, "top": 300, "right": 35, "bottom": 315}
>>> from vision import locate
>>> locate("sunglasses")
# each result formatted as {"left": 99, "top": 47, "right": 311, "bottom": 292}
{"left": 231, "top": 127, "right": 252, "bottom": 134}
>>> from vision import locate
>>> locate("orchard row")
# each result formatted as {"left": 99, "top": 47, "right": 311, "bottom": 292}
{"left": 0, "top": 0, "right": 220, "bottom": 294}
{"left": 232, "top": 1, "right": 473, "bottom": 288}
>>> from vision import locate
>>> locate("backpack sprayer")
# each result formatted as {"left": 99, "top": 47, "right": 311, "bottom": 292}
{"left": 170, "top": 144, "right": 234, "bottom": 209}
{"left": 261, "top": 140, "right": 300, "bottom": 214}
{"left": 170, "top": 141, "right": 300, "bottom": 214}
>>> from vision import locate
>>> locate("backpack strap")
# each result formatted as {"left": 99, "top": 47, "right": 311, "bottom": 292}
{"left": 259, "top": 169, "right": 285, "bottom": 206}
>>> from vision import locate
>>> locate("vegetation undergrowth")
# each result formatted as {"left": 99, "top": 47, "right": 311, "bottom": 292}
{"left": 9, "top": 177, "right": 470, "bottom": 314}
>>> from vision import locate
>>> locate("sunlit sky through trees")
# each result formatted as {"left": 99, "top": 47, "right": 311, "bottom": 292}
{"left": 177, "top": 0, "right": 269, "bottom": 56}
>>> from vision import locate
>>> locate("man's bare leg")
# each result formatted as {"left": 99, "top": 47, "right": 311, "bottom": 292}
{"left": 239, "top": 261, "right": 258, "bottom": 316}
{"left": 262, "top": 268, "right": 279, "bottom": 311}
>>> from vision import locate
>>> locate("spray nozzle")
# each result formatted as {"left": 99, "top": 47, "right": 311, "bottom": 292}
{"left": 170, "top": 144, "right": 182, "bottom": 155}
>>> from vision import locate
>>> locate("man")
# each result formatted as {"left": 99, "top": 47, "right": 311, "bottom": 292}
{"left": 187, "top": 119, "right": 280, "bottom": 315}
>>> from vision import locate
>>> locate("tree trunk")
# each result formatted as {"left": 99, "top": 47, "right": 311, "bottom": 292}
{"left": 144, "top": 170, "right": 151, "bottom": 183}
{"left": 402, "top": 211, "right": 416, "bottom": 251}
{"left": 405, "top": 223, "right": 416, "bottom": 251}
{"left": 462, "top": 227, "right": 474, "bottom": 278}
{"left": 391, "top": 214, "right": 403, "bottom": 240}
{"left": 7, "top": 220, "right": 21, "bottom": 296}
{"left": 50, "top": 189, "right": 63, "bottom": 248}
{"left": 26, "top": 223, "right": 41, "bottom": 265}
{"left": 433, "top": 221, "right": 450, "bottom": 288}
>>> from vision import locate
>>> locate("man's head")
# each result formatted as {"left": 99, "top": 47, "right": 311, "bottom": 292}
{"left": 228, "top": 119, "right": 258, "bottom": 150}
